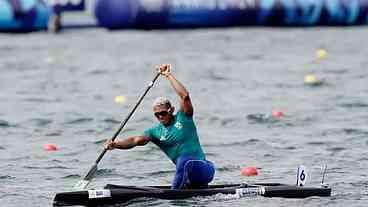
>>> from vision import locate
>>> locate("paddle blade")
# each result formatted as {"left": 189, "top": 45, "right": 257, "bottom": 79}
{"left": 74, "top": 164, "right": 98, "bottom": 190}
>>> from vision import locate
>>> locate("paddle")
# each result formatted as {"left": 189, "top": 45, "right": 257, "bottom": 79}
{"left": 74, "top": 72, "right": 161, "bottom": 190}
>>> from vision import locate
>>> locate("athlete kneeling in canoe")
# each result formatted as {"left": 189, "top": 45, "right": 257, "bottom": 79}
{"left": 104, "top": 64, "right": 215, "bottom": 189}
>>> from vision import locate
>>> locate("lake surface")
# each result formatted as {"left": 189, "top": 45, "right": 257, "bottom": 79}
{"left": 0, "top": 22, "right": 367, "bottom": 206}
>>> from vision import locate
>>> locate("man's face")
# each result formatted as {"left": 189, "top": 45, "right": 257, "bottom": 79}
{"left": 153, "top": 105, "right": 172, "bottom": 125}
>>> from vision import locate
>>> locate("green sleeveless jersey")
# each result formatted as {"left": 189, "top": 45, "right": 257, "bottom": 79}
{"left": 144, "top": 110, "right": 205, "bottom": 163}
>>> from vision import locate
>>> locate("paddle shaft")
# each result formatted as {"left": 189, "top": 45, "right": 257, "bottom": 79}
{"left": 83, "top": 73, "right": 160, "bottom": 179}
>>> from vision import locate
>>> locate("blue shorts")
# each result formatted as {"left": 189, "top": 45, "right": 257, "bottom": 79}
{"left": 172, "top": 155, "right": 215, "bottom": 189}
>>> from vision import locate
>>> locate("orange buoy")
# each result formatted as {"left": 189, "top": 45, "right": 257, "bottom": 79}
{"left": 44, "top": 144, "right": 58, "bottom": 152}
{"left": 241, "top": 166, "right": 258, "bottom": 176}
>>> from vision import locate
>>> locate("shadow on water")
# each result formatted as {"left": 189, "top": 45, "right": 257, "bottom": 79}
{"left": 338, "top": 102, "right": 368, "bottom": 108}
{"left": 0, "top": 120, "right": 16, "bottom": 127}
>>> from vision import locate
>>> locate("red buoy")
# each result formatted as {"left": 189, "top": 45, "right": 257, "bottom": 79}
{"left": 44, "top": 144, "right": 58, "bottom": 152}
{"left": 272, "top": 110, "right": 284, "bottom": 118}
{"left": 241, "top": 166, "right": 258, "bottom": 176}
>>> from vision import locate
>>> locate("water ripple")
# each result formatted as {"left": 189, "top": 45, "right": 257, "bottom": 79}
{"left": 263, "top": 153, "right": 274, "bottom": 157}
{"left": 220, "top": 118, "right": 238, "bottom": 126}
{"left": 343, "top": 128, "right": 368, "bottom": 135}
{"left": 307, "top": 141, "right": 328, "bottom": 146}
{"left": 7, "top": 156, "right": 31, "bottom": 161}
{"left": 147, "top": 170, "right": 174, "bottom": 176}
{"left": 275, "top": 83, "right": 299, "bottom": 88}
{"left": 326, "top": 147, "right": 347, "bottom": 152}
{"left": 248, "top": 54, "right": 263, "bottom": 60}
{"left": 216, "top": 165, "right": 240, "bottom": 172}
{"left": 23, "top": 165, "right": 72, "bottom": 170}
{"left": 103, "top": 118, "right": 121, "bottom": 124}
{"left": 208, "top": 71, "right": 229, "bottom": 81}
{"left": 325, "top": 69, "right": 348, "bottom": 74}
{"left": 64, "top": 117, "right": 94, "bottom": 125}
{"left": 246, "top": 113, "right": 279, "bottom": 124}
{"left": 204, "top": 139, "right": 260, "bottom": 148}
{"left": 51, "top": 159, "right": 63, "bottom": 163}
{"left": 88, "top": 69, "right": 107, "bottom": 75}
{"left": 74, "top": 129, "right": 97, "bottom": 135}
{"left": 95, "top": 168, "right": 119, "bottom": 177}
{"left": 0, "top": 45, "right": 17, "bottom": 51}
{"left": 199, "top": 192, "right": 241, "bottom": 202}
{"left": 23, "top": 97, "right": 62, "bottom": 103}
{"left": 205, "top": 152, "right": 220, "bottom": 157}
{"left": 61, "top": 150, "right": 86, "bottom": 157}
{"left": 284, "top": 146, "right": 297, "bottom": 150}
{"left": 29, "top": 118, "right": 52, "bottom": 126}
{"left": 0, "top": 120, "right": 15, "bottom": 127}
{"left": 62, "top": 174, "right": 81, "bottom": 179}
{"left": 45, "top": 131, "right": 62, "bottom": 136}
{"left": 0, "top": 175, "right": 15, "bottom": 180}
{"left": 338, "top": 102, "right": 368, "bottom": 108}
{"left": 0, "top": 193, "right": 23, "bottom": 199}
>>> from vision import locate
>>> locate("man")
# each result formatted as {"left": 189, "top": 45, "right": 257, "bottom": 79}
{"left": 105, "top": 64, "right": 215, "bottom": 189}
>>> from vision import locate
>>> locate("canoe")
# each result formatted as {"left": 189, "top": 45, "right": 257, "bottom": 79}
{"left": 53, "top": 183, "right": 331, "bottom": 206}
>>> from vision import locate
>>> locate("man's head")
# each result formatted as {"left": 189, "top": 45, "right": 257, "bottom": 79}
{"left": 152, "top": 97, "right": 174, "bottom": 125}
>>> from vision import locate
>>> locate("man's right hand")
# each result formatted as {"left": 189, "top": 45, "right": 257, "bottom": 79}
{"left": 104, "top": 139, "right": 115, "bottom": 150}
{"left": 157, "top": 64, "right": 172, "bottom": 77}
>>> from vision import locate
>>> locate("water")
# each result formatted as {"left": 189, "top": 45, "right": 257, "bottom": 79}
{"left": 1, "top": 25, "right": 368, "bottom": 206}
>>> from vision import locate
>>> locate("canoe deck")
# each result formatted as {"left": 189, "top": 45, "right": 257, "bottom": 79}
{"left": 54, "top": 183, "right": 331, "bottom": 206}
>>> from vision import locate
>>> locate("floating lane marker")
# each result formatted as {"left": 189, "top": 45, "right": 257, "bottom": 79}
{"left": 240, "top": 166, "right": 258, "bottom": 176}
{"left": 44, "top": 144, "right": 58, "bottom": 152}
{"left": 271, "top": 110, "right": 284, "bottom": 118}
{"left": 316, "top": 48, "right": 327, "bottom": 60}
{"left": 304, "top": 74, "right": 322, "bottom": 86}
{"left": 114, "top": 95, "right": 126, "bottom": 104}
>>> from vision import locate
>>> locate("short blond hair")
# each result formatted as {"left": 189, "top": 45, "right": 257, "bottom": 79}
{"left": 152, "top": 97, "right": 171, "bottom": 108}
